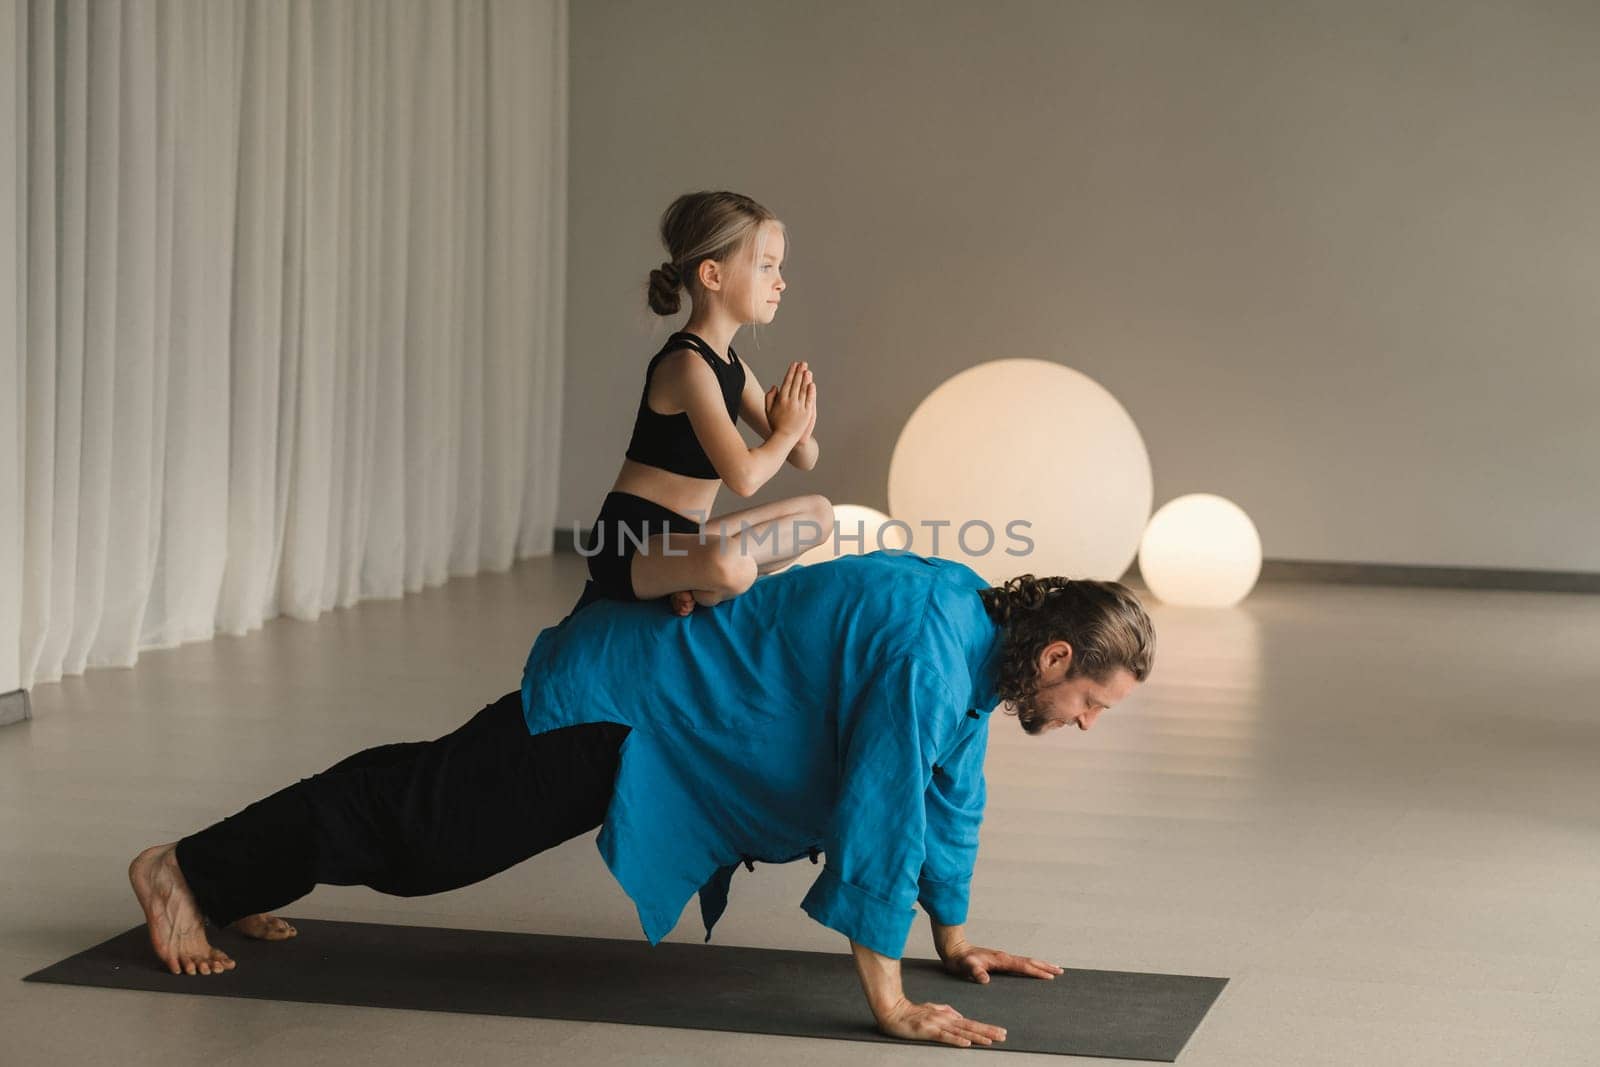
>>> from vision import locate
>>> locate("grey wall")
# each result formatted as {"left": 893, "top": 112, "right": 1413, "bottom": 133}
{"left": 564, "top": 0, "right": 1600, "bottom": 572}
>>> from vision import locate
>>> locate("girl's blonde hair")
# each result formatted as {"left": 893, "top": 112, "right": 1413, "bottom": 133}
{"left": 647, "top": 191, "right": 782, "bottom": 316}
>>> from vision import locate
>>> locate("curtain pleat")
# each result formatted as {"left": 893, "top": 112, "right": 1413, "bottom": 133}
{"left": 2, "top": 0, "right": 568, "bottom": 692}
{"left": 2, "top": 2, "right": 25, "bottom": 695}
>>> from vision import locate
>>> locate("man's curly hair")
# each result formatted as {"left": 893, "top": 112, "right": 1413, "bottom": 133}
{"left": 978, "top": 575, "right": 1155, "bottom": 725}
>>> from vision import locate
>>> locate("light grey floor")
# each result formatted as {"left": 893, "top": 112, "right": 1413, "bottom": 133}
{"left": 2, "top": 553, "right": 1597, "bottom": 1066}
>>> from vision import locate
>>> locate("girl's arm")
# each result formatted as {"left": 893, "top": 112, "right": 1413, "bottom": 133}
{"left": 652, "top": 351, "right": 811, "bottom": 497}
{"left": 738, "top": 357, "right": 820, "bottom": 472}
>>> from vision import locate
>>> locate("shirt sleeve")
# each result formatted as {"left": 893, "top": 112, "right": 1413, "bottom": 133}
{"left": 800, "top": 654, "right": 962, "bottom": 959}
{"left": 917, "top": 717, "right": 989, "bottom": 926}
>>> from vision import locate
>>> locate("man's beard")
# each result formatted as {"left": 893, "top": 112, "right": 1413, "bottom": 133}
{"left": 1013, "top": 697, "right": 1049, "bottom": 735}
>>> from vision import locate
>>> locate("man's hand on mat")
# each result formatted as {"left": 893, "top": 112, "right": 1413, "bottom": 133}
{"left": 876, "top": 997, "right": 1007, "bottom": 1048}
{"left": 942, "top": 943, "right": 1065, "bottom": 984}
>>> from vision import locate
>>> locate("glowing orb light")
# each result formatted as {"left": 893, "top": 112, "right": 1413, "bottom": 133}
{"left": 1138, "top": 493, "right": 1262, "bottom": 606}
{"left": 789, "top": 504, "right": 912, "bottom": 569}
{"left": 887, "top": 359, "right": 1152, "bottom": 582}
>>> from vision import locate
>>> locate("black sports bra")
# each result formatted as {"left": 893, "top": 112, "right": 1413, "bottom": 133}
{"left": 624, "top": 331, "right": 747, "bottom": 480}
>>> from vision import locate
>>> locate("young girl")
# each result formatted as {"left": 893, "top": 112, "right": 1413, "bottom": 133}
{"left": 574, "top": 191, "right": 833, "bottom": 616}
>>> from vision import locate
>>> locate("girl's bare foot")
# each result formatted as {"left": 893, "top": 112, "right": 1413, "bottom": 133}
{"left": 669, "top": 590, "right": 697, "bottom": 616}
{"left": 127, "top": 843, "right": 236, "bottom": 976}
{"left": 229, "top": 913, "right": 297, "bottom": 941}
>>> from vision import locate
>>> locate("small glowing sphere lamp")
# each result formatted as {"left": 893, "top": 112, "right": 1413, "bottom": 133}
{"left": 1138, "top": 494, "right": 1262, "bottom": 606}
{"left": 789, "top": 504, "right": 911, "bottom": 569}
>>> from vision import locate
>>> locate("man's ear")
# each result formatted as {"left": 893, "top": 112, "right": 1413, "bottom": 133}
{"left": 1040, "top": 640, "right": 1074, "bottom": 677}
{"left": 698, "top": 258, "right": 722, "bottom": 293}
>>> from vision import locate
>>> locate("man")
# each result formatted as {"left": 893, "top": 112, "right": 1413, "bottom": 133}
{"left": 129, "top": 551, "right": 1154, "bottom": 1048}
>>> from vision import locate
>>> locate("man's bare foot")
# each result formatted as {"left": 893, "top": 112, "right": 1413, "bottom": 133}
{"left": 128, "top": 843, "right": 236, "bottom": 976}
{"left": 229, "top": 913, "right": 297, "bottom": 941}
{"left": 669, "top": 590, "right": 696, "bottom": 616}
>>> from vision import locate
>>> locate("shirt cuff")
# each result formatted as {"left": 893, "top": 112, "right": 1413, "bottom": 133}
{"left": 916, "top": 875, "right": 971, "bottom": 927}
{"left": 801, "top": 866, "right": 918, "bottom": 960}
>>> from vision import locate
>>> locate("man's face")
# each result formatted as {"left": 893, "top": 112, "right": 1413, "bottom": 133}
{"left": 1016, "top": 640, "right": 1139, "bottom": 736}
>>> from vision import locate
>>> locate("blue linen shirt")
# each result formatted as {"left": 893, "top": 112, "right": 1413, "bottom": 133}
{"left": 520, "top": 551, "right": 1005, "bottom": 959}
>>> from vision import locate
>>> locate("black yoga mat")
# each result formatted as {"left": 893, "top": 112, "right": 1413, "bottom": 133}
{"left": 25, "top": 919, "right": 1225, "bottom": 1061}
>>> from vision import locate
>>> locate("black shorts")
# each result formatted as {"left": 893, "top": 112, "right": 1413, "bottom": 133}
{"left": 579, "top": 491, "right": 702, "bottom": 604}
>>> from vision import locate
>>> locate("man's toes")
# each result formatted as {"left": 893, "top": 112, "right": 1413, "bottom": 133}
{"left": 230, "top": 913, "right": 298, "bottom": 941}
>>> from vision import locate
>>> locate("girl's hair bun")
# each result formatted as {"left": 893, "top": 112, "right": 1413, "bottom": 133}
{"left": 648, "top": 261, "right": 682, "bottom": 316}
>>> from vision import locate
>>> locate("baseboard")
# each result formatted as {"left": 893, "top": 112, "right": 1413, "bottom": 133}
{"left": 1253, "top": 559, "right": 1600, "bottom": 594}
{"left": 1124, "top": 559, "right": 1600, "bottom": 595}
{"left": 550, "top": 528, "right": 1599, "bottom": 595}
{"left": 0, "top": 689, "right": 31, "bottom": 727}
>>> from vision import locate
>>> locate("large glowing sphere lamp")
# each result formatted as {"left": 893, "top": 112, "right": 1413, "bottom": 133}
{"left": 888, "top": 359, "right": 1153, "bottom": 582}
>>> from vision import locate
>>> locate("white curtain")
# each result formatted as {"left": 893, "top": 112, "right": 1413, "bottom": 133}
{"left": 0, "top": 0, "right": 567, "bottom": 693}
{"left": 3, "top": 0, "right": 23, "bottom": 695}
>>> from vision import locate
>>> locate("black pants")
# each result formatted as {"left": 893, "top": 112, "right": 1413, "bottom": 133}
{"left": 174, "top": 691, "right": 629, "bottom": 927}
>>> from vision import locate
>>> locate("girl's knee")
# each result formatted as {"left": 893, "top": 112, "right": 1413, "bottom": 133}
{"left": 795, "top": 496, "right": 834, "bottom": 553}
{"left": 805, "top": 494, "right": 835, "bottom": 527}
